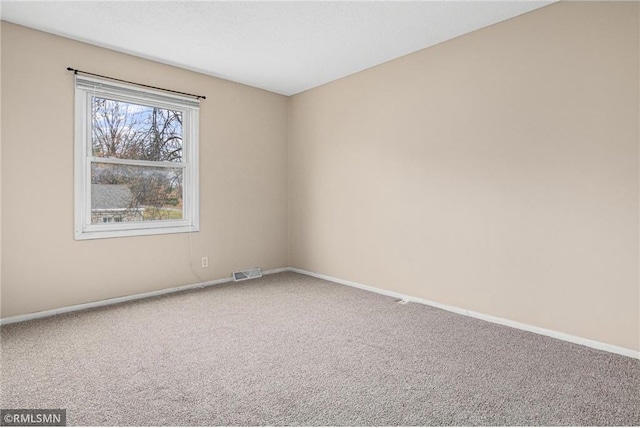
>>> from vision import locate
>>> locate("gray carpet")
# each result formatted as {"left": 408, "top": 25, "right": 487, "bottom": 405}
{"left": 1, "top": 272, "right": 639, "bottom": 426}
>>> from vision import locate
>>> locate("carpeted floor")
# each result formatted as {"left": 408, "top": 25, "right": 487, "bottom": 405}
{"left": 1, "top": 272, "right": 639, "bottom": 426}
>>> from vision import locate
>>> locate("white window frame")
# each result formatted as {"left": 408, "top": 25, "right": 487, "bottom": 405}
{"left": 74, "top": 76, "right": 200, "bottom": 240}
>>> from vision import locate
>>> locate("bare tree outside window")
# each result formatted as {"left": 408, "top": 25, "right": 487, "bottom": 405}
{"left": 90, "top": 97, "right": 184, "bottom": 223}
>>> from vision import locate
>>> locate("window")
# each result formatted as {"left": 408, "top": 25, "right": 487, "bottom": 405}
{"left": 74, "top": 76, "right": 199, "bottom": 240}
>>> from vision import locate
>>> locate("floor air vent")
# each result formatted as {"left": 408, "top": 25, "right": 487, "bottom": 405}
{"left": 233, "top": 268, "right": 263, "bottom": 282}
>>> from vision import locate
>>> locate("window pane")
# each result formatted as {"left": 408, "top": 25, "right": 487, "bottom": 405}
{"left": 92, "top": 97, "right": 183, "bottom": 162}
{"left": 91, "top": 163, "right": 183, "bottom": 224}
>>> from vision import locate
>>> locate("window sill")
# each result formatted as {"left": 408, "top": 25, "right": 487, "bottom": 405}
{"left": 75, "top": 224, "right": 199, "bottom": 240}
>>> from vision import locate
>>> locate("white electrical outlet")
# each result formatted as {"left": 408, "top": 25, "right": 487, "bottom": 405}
{"left": 201, "top": 257, "right": 209, "bottom": 268}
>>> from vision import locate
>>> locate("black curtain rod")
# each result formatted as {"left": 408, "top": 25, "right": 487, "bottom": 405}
{"left": 66, "top": 67, "right": 206, "bottom": 100}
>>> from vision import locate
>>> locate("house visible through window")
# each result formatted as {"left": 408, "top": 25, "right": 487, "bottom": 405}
{"left": 74, "top": 76, "right": 199, "bottom": 240}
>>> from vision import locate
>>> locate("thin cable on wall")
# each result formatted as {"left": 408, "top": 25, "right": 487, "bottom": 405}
{"left": 66, "top": 67, "right": 206, "bottom": 100}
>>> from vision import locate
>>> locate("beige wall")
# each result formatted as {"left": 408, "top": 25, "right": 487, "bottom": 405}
{"left": 289, "top": 2, "right": 640, "bottom": 351}
{"left": 1, "top": 22, "right": 289, "bottom": 317}
{"left": 0, "top": 22, "right": 3, "bottom": 310}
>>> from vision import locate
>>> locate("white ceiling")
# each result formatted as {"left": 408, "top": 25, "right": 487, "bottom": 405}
{"left": 1, "top": 1, "right": 553, "bottom": 96}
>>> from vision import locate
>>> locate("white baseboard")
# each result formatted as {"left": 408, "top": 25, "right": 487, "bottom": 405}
{"left": 0, "top": 267, "right": 288, "bottom": 326}
{"left": 287, "top": 267, "right": 640, "bottom": 360}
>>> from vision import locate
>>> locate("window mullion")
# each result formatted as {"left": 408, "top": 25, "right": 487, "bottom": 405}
{"left": 88, "top": 156, "right": 187, "bottom": 169}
